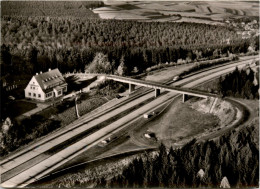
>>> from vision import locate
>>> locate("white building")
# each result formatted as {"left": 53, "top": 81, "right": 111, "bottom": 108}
{"left": 24, "top": 68, "right": 67, "bottom": 101}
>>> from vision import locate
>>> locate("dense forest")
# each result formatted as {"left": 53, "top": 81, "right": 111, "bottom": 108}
{"left": 218, "top": 66, "right": 259, "bottom": 99}
{"left": 101, "top": 124, "right": 259, "bottom": 188}
{"left": 1, "top": 15, "right": 258, "bottom": 76}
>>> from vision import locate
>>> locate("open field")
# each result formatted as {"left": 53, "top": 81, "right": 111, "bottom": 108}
{"left": 93, "top": 1, "right": 259, "bottom": 24}
{"left": 1, "top": 1, "right": 101, "bottom": 18}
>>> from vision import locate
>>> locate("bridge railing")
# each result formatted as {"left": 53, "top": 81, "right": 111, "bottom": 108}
{"left": 63, "top": 72, "right": 106, "bottom": 77}
{"left": 63, "top": 73, "right": 219, "bottom": 98}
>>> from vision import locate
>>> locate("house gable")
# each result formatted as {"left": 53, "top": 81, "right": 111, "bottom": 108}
{"left": 24, "top": 68, "right": 67, "bottom": 101}
{"left": 25, "top": 76, "right": 46, "bottom": 100}
{"left": 25, "top": 76, "right": 43, "bottom": 92}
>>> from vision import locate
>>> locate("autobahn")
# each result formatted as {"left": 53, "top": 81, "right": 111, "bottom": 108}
{"left": 0, "top": 56, "right": 258, "bottom": 187}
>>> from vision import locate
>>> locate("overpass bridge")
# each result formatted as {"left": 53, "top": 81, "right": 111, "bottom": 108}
{"left": 64, "top": 73, "right": 219, "bottom": 102}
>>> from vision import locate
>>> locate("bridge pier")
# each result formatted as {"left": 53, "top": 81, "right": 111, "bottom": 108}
{"left": 182, "top": 93, "right": 188, "bottom": 103}
{"left": 129, "top": 84, "right": 135, "bottom": 93}
{"left": 155, "top": 89, "right": 160, "bottom": 97}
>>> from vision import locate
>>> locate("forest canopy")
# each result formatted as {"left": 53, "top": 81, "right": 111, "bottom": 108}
{"left": 218, "top": 66, "right": 259, "bottom": 99}
{"left": 1, "top": 15, "right": 257, "bottom": 76}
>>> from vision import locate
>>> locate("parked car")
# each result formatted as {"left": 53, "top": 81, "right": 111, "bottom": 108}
{"left": 8, "top": 96, "right": 15, "bottom": 100}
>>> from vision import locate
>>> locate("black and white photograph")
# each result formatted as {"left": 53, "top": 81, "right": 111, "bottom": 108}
{"left": 0, "top": 0, "right": 259, "bottom": 188}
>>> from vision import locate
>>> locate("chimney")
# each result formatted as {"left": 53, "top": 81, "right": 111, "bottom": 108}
{"left": 36, "top": 73, "right": 38, "bottom": 75}
{"left": 40, "top": 71, "right": 42, "bottom": 74}
{"left": 49, "top": 68, "right": 51, "bottom": 72}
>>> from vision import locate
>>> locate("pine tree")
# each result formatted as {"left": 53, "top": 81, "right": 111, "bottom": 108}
{"left": 86, "top": 52, "right": 111, "bottom": 74}
{"left": 117, "top": 55, "right": 127, "bottom": 76}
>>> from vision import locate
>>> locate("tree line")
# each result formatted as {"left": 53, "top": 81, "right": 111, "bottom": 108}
{"left": 100, "top": 125, "right": 259, "bottom": 188}
{"left": 1, "top": 15, "right": 258, "bottom": 77}
{"left": 0, "top": 114, "right": 61, "bottom": 156}
{"left": 218, "top": 66, "right": 259, "bottom": 99}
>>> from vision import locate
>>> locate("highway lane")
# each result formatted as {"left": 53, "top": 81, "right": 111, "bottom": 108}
{"left": 0, "top": 87, "right": 158, "bottom": 171}
{"left": 0, "top": 56, "right": 258, "bottom": 187}
{"left": 1, "top": 91, "right": 157, "bottom": 178}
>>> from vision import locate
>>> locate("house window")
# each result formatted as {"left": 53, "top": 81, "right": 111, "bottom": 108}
{"left": 33, "top": 93, "right": 36, "bottom": 97}
{"left": 38, "top": 94, "right": 41, "bottom": 98}
{"left": 46, "top": 92, "right": 52, "bottom": 98}
{"left": 29, "top": 92, "right": 31, "bottom": 96}
{"left": 58, "top": 91, "right": 62, "bottom": 95}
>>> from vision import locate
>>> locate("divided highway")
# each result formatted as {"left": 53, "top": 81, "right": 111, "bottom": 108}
{"left": 0, "top": 56, "right": 258, "bottom": 187}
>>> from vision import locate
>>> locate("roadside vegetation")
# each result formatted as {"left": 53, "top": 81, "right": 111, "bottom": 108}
{"left": 42, "top": 119, "right": 258, "bottom": 188}
{"left": 218, "top": 66, "right": 259, "bottom": 99}
{"left": 196, "top": 61, "right": 259, "bottom": 99}
{"left": 104, "top": 125, "right": 259, "bottom": 188}
{"left": 178, "top": 55, "right": 239, "bottom": 78}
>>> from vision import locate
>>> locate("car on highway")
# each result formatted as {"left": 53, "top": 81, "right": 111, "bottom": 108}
{"left": 98, "top": 137, "right": 111, "bottom": 147}
{"left": 173, "top": 75, "right": 180, "bottom": 81}
{"left": 143, "top": 111, "right": 155, "bottom": 119}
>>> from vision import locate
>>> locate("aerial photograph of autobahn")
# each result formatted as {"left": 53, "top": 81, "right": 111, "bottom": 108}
{"left": 0, "top": 0, "right": 259, "bottom": 188}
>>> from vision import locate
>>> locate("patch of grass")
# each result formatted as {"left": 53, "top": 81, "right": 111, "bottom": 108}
{"left": 140, "top": 97, "right": 220, "bottom": 147}
{"left": 56, "top": 96, "right": 107, "bottom": 126}
{"left": 6, "top": 101, "right": 37, "bottom": 118}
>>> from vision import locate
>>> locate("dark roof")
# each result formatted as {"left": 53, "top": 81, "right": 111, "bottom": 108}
{"left": 34, "top": 69, "right": 67, "bottom": 91}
